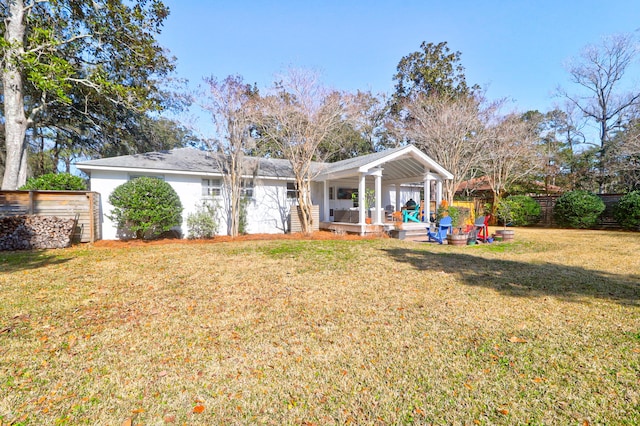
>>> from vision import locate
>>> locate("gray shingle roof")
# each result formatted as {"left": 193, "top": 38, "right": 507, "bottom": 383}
{"left": 76, "top": 148, "right": 298, "bottom": 179}
{"left": 320, "top": 145, "right": 408, "bottom": 175}
{"left": 76, "top": 144, "right": 452, "bottom": 181}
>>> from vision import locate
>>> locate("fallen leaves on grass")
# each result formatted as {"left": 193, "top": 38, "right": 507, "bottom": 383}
{"left": 1, "top": 228, "right": 639, "bottom": 425}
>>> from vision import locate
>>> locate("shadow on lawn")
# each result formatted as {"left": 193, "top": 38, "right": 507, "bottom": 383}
{"left": 382, "top": 247, "right": 640, "bottom": 306}
{"left": 0, "top": 250, "right": 72, "bottom": 273}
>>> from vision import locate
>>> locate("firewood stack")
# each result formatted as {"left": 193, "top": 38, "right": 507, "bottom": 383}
{"left": 0, "top": 216, "right": 76, "bottom": 250}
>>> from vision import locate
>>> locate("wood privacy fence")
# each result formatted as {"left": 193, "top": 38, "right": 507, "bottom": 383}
{"left": 532, "top": 194, "right": 623, "bottom": 229}
{"left": 0, "top": 191, "right": 101, "bottom": 242}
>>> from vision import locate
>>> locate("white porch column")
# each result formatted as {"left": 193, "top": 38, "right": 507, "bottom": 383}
{"left": 424, "top": 175, "right": 431, "bottom": 223}
{"left": 436, "top": 179, "right": 443, "bottom": 207}
{"left": 395, "top": 184, "right": 401, "bottom": 213}
{"left": 374, "top": 170, "right": 383, "bottom": 225}
{"left": 358, "top": 173, "right": 367, "bottom": 225}
{"left": 323, "top": 180, "right": 330, "bottom": 222}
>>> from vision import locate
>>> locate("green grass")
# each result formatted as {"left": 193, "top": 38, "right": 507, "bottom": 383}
{"left": 0, "top": 228, "right": 638, "bottom": 425}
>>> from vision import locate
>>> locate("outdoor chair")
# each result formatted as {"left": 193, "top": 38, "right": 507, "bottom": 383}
{"left": 474, "top": 214, "right": 491, "bottom": 242}
{"left": 385, "top": 204, "right": 396, "bottom": 222}
{"left": 427, "top": 216, "right": 452, "bottom": 244}
{"left": 402, "top": 204, "right": 421, "bottom": 223}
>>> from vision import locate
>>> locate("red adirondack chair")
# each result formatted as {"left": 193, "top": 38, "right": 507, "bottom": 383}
{"left": 474, "top": 214, "right": 491, "bottom": 242}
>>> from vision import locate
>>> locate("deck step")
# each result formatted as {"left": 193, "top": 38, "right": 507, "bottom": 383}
{"left": 385, "top": 222, "right": 431, "bottom": 239}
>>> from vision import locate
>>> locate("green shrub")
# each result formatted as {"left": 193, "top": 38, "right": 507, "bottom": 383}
{"left": 436, "top": 204, "right": 469, "bottom": 231}
{"left": 187, "top": 201, "right": 219, "bottom": 239}
{"left": 553, "top": 190, "right": 605, "bottom": 229}
{"left": 613, "top": 191, "right": 640, "bottom": 230}
{"left": 437, "top": 205, "right": 459, "bottom": 226}
{"left": 108, "top": 177, "right": 183, "bottom": 240}
{"left": 497, "top": 195, "right": 541, "bottom": 226}
{"left": 19, "top": 172, "right": 86, "bottom": 190}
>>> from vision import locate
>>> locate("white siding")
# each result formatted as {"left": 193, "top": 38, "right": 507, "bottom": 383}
{"left": 245, "top": 178, "right": 296, "bottom": 234}
{"left": 89, "top": 170, "right": 296, "bottom": 239}
{"left": 89, "top": 170, "right": 129, "bottom": 240}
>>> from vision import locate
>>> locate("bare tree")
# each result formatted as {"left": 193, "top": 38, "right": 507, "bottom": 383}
{"left": 403, "top": 93, "right": 493, "bottom": 203}
{"left": 558, "top": 33, "right": 640, "bottom": 192}
{"left": 201, "top": 75, "right": 259, "bottom": 237}
{"left": 256, "top": 69, "right": 347, "bottom": 234}
{"left": 609, "top": 109, "right": 640, "bottom": 191}
{"left": 482, "top": 111, "right": 542, "bottom": 208}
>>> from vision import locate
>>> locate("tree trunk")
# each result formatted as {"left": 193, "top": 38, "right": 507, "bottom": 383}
{"left": 1, "top": 0, "right": 28, "bottom": 190}
{"left": 297, "top": 178, "right": 313, "bottom": 235}
{"left": 443, "top": 180, "right": 455, "bottom": 205}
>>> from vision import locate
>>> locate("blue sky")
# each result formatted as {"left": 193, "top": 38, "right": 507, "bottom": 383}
{"left": 157, "top": 0, "right": 640, "bottom": 138}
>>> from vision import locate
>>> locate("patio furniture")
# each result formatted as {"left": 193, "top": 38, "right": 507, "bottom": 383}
{"left": 385, "top": 204, "right": 396, "bottom": 222}
{"left": 474, "top": 215, "right": 491, "bottom": 242}
{"left": 402, "top": 203, "right": 421, "bottom": 223}
{"left": 427, "top": 216, "right": 452, "bottom": 244}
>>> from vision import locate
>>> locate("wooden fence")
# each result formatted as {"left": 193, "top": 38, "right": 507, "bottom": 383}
{"left": 532, "top": 194, "right": 623, "bottom": 229}
{"left": 0, "top": 191, "right": 101, "bottom": 243}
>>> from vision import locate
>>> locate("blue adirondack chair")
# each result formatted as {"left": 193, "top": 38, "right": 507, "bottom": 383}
{"left": 427, "top": 216, "right": 452, "bottom": 244}
{"left": 402, "top": 203, "right": 421, "bottom": 223}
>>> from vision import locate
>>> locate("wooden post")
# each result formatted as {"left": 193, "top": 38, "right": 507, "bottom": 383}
{"left": 28, "top": 190, "right": 34, "bottom": 214}
{"left": 88, "top": 192, "right": 95, "bottom": 243}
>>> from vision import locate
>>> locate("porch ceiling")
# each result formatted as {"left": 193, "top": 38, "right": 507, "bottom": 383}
{"left": 376, "top": 156, "right": 427, "bottom": 182}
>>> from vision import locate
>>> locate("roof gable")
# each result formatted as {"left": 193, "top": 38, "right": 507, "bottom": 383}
{"left": 316, "top": 145, "right": 453, "bottom": 181}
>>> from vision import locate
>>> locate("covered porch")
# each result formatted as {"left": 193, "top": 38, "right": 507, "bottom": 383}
{"left": 313, "top": 145, "right": 453, "bottom": 236}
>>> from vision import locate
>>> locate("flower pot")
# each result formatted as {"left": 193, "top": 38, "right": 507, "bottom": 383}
{"left": 446, "top": 233, "right": 468, "bottom": 246}
{"left": 496, "top": 229, "right": 514, "bottom": 242}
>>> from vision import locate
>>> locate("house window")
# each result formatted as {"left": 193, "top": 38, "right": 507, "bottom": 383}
{"left": 202, "top": 178, "right": 222, "bottom": 197}
{"left": 241, "top": 180, "right": 254, "bottom": 198}
{"left": 329, "top": 187, "right": 334, "bottom": 200}
{"left": 286, "top": 182, "right": 298, "bottom": 199}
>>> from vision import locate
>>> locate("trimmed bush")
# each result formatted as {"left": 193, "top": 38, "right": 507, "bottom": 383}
{"left": 497, "top": 195, "right": 541, "bottom": 226}
{"left": 187, "top": 201, "right": 219, "bottom": 239}
{"left": 108, "top": 177, "right": 183, "bottom": 240}
{"left": 553, "top": 190, "right": 605, "bottom": 229}
{"left": 613, "top": 191, "right": 640, "bottom": 230}
{"left": 20, "top": 172, "right": 86, "bottom": 190}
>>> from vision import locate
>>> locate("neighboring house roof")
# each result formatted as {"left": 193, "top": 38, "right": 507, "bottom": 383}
{"left": 456, "top": 176, "right": 564, "bottom": 195}
{"left": 76, "top": 145, "right": 453, "bottom": 183}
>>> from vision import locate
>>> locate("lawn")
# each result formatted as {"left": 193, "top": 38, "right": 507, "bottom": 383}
{"left": 0, "top": 228, "right": 639, "bottom": 425}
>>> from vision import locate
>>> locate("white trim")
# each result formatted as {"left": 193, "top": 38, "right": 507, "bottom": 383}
{"left": 317, "top": 145, "right": 453, "bottom": 182}
{"left": 357, "top": 145, "right": 453, "bottom": 179}
{"left": 76, "top": 164, "right": 296, "bottom": 181}
{"left": 358, "top": 174, "right": 367, "bottom": 226}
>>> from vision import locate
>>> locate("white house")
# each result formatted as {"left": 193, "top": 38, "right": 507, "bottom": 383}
{"left": 76, "top": 144, "right": 453, "bottom": 239}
